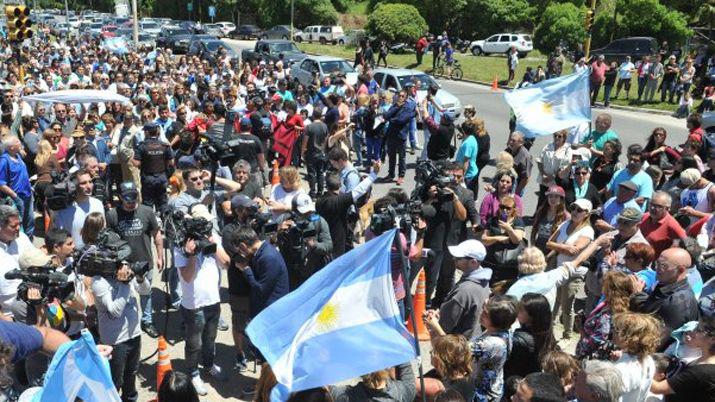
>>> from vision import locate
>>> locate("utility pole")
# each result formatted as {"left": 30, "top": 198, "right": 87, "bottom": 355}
{"left": 290, "top": 0, "right": 294, "bottom": 40}
{"left": 132, "top": 0, "right": 138, "bottom": 47}
{"left": 583, "top": 0, "right": 597, "bottom": 60}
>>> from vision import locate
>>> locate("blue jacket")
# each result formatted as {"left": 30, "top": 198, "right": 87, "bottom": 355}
{"left": 383, "top": 99, "right": 415, "bottom": 141}
{"left": 84, "top": 136, "right": 111, "bottom": 165}
{"left": 243, "top": 241, "right": 289, "bottom": 317}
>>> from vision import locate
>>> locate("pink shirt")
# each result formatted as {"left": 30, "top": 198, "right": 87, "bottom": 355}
{"left": 479, "top": 191, "right": 524, "bottom": 224}
{"left": 590, "top": 61, "right": 608, "bottom": 84}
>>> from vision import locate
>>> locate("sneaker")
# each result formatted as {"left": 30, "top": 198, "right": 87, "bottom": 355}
{"left": 235, "top": 354, "right": 248, "bottom": 372}
{"left": 192, "top": 375, "right": 208, "bottom": 396}
{"left": 218, "top": 317, "right": 229, "bottom": 332}
{"left": 206, "top": 364, "right": 228, "bottom": 382}
{"left": 141, "top": 322, "right": 159, "bottom": 338}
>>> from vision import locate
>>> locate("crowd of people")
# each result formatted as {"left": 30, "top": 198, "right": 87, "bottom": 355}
{"left": 0, "top": 23, "right": 712, "bottom": 402}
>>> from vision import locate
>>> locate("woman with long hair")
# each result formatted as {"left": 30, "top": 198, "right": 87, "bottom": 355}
{"left": 531, "top": 185, "right": 569, "bottom": 252}
{"left": 479, "top": 170, "right": 523, "bottom": 224}
{"left": 576, "top": 271, "right": 635, "bottom": 360}
{"left": 644, "top": 127, "right": 680, "bottom": 171}
{"left": 590, "top": 138, "right": 622, "bottom": 192}
{"left": 504, "top": 293, "right": 558, "bottom": 379}
{"left": 34, "top": 139, "right": 61, "bottom": 185}
{"left": 481, "top": 194, "right": 525, "bottom": 283}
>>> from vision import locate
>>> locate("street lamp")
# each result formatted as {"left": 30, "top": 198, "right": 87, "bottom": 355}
{"left": 290, "top": 0, "right": 294, "bottom": 40}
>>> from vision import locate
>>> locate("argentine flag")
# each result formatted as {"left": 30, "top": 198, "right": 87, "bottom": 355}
{"left": 32, "top": 329, "right": 120, "bottom": 402}
{"left": 246, "top": 229, "right": 416, "bottom": 400}
{"left": 102, "top": 37, "right": 129, "bottom": 55}
{"left": 504, "top": 69, "right": 591, "bottom": 137}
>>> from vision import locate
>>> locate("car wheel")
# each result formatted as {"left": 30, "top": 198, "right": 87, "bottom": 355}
{"left": 319, "top": 37, "right": 326, "bottom": 45}
{"left": 518, "top": 52, "right": 528, "bottom": 58}
{"left": 338, "top": 39, "right": 344, "bottom": 45}
{"left": 295, "top": 36, "right": 302, "bottom": 43}
{"left": 471, "top": 46, "right": 482, "bottom": 56}
{"left": 282, "top": 35, "right": 288, "bottom": 40}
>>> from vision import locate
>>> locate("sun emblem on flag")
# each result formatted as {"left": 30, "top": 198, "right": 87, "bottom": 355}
{"left": 316, "top": 302, "right": 339, "bottom": 331}
{"left": 541, "top": 101, "right": 554, "bottom": 114}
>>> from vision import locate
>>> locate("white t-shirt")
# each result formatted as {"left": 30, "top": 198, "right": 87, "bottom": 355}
{"left": 0, "top": 233, "right": 36, "bottom": 311}
{"left": 269, "top": 184, "right": 302, "bottom": 219}
{"left": 51, "top": 197, "right": 105, "bottom": 249}
{"left": 615, "top": 353, "right": 655, "bottom": 402}
{"left": 618, "top": 62, "right": 635, "bottom": 79}
{"left": 555, "top": 221, "right": 595, "bottom": 266}
{"left": 174, "top": 238, "right": 223, "bottom": 310}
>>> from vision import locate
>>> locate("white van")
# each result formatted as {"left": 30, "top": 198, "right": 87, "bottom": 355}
{"left": 295, "top": 25, "right": 344, "bottom": 44}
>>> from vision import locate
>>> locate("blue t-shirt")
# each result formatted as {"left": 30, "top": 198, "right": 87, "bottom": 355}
{"left": 602, "top": 197, "right": 641, "bottom": 226}
{"left": 0, "top": 321, "right": 43, "bottom": 363}
{"left": 607, "top": 168, "right": 654, "bottom": 211}
{"left": 0, "top": 153, "right": 31, "bottom": 198}
{"left": 456, "top": 135, "right": 479, "bottom": 180}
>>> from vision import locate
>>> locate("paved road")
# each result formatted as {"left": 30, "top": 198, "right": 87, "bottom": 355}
{"left": 131, "top": 40, "right": 691, "bottom": 401}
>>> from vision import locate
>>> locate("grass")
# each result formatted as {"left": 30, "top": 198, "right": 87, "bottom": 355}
{"left": 298, "top": 42, "right": 681, "bottom": 112}
{"left": 347, "top": 0, "right": 369, "bottom": 15}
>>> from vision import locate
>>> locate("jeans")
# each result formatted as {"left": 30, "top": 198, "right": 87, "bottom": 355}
{"left": 432, "top": 252, "right": 455, "bottom": 308}
{"left": 408, "top": 118, "right": 418, "bottom": 149}
{"left": 365, "top": 137, "right": 382, "bottom": 164}
{"left": 590, "top": 82, "right": 602, "bottom": 105}
{"left": 661, "top": 79, "right": 676, "bottom": 102}
{"left": 181, "top": 303, "right": 220, "bottom": 376}
{"left": 637, "top": 76, "right": 647, "bottom": 100}
{"left": 167, "top": 265, "right": 181, "bottom": 306}
{"left": 603, "top": 85, "right": 614, "bottom": 106}
{"left": 420, "top": 130, "right": 431, "bottom": 161}
{"left": 139, "top": 266, "right": 154, "bottom": 325}
{"left": 109, "top": 336, "right": 141, "bottom": 402}
{"left": 352, "top": 130, "right": 365, "bottom": 167}
{"left": 14, "top": 194, "right": 33, "bottom": 239}
{"left": 554, "top": 278, "right": 583, "bottom": 338}
{"left": 425, "top": 250, "right": 445, "bottom": 308}
{"left": 306, "top": 156, "right": 327, "bottom": 198}
{"left": 386, "top": 136, "right": 406, "bottom": 178}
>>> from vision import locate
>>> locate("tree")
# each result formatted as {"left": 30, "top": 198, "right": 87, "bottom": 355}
{"left": 256, "top": 0, "right": 338, "bottom": 28}
{"left": 366, "top": 3, "right": 427, "bottom": 43}
{"left": 617, "top": 0, "right": 691, "bottom": 46}
{"left": 534, "top": 3, "right": 587, "bottom": 53}
{"left": 458, "top": 0, "right": 532, "bottom": 39}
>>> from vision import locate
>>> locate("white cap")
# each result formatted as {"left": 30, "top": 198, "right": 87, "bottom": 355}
{"left": 293, "top": 193, "right": 315, "bottom": 214}
{"left": 19, "top": 248, "right": 53, "bottom": 270}
{"left": 448, "top": 239, "right": 487, "bottom": 262}
{"left": 570, "top": 198, "right": 593, "bottom": 213}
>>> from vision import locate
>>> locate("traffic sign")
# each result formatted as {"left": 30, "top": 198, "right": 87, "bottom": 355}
{"left": 208, "top": 6, "right": 216, "bottom": 17}
{"left": 187, "top": 2, "right": 193, "bottom": 12}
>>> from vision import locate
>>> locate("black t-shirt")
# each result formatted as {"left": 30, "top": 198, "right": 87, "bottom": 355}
{"left": 223, "top": 223, "right": 251, "bottom": 296}
{"left": 231, "top": 133, "right": 264, "bottom": 171}
{"left": 315, "top": 192, "right": 353, "bottom": 258}
{"left": 427, "top": 123, "right": 454, "bottom": 161}
{"left": 305, "top": 121, "right": 329, "bottom": 160}
{"left": 666, "top": 364, "right": 715, "bottom": 402}
{"left": 105, "top": 205, "right": 159, "bottom": 269}
{"left": 423, "top": 199, "right": 455, "bottom": 251}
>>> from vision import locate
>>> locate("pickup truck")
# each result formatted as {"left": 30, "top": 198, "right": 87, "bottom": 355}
{"left": 241, "top": 39, "right": 306, "bottom": 66}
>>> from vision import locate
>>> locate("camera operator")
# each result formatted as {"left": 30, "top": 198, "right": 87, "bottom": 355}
{"left": 90, "top": 247, "right": 151, "bottom": 401}
{"left": 169, "top": 167, "right": 241, "bottom": 214}
{"left": 50, "top": 169, "right": 104, "bottom": 249}
{"left": 278, "top": 194, "right": 333, "bottom": 289}
{"left": 316, "top": 161, "right": 381, "bottom": 258}
{"left": 0, "top": 205, "right": 42, "bottom": 321}
{"left": 420, "top": 169, "right": 467, "bottom": 309}
{"left": 173, "top": 204, "right": 231, "bottom": 396}
{"left": 105, "top": 182, "right": 163, "bottom": 339}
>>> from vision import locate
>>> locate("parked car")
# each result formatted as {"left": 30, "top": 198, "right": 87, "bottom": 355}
{"left": 373, "top": 68, "right": 462, "bottom": 117}
{"left": 591, "top": 37, "right": 659, "bottom": 63}
{"left": 295, "top": 25, "right": 344, "bottom": 44}
{"left": 231, "top": 24, "right": 263, "bottom": 39}
{"left": 702, "top": 111, "right": 715, "bottom": 134}
{"left": 140, "top": 20, "right": 161, "bottom": 37}
{"left": 469, "top": 33, "right": 533, "bottom": 57}
{"left": 241, "top": 39, "right": 306, "bottom": 65}
{"left": 156, "top": 26, "right": 192, "bottom": 53}
{"left": 100, "top": 25, "right": 118, "bottom": 39}
{"left": 262, "top": 25, "right": 301, "bottom": 40}
{"left": 336, "top": 29, "right": 367, "bottom": 46}
{"left": 292, "top": 56, "right": 358, "bottom": 87}
{"left": 214, "top": 21, "right": 236, "bottom": 37}
{"left": 203, "top": 24, "right": 222, "bottom": 37}
{"left": 188, "top": 36, "right": 238, "bottom": 61}
{"left": 178, "top": 20, "right": 204, "bottom": 34}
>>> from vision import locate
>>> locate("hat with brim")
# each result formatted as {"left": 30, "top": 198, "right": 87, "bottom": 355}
{"left": 546, "top": 185, "right": 566, "bottom": 198}
{"left": 618, "top": 180, "right": 638, "bottom": 193}
{"left": 570, "top": 198, "right": 592, "bottom": 213}
{"left": 190, "top": 204, "right": 214, "bottom": 221}
{"left": 71, "top": 129, "right": 84, "bottom": 138}
{"left": 617, "top": 207, "right": 643, "bottom": 223}
{"left": 448, "top": 239, "right": 487, "bottom": 262}
{"left": 293, "top": 193, "right": 315, "bottom": 214}
{"left": 19, "top": 249, "right": 53, "bottom": 270}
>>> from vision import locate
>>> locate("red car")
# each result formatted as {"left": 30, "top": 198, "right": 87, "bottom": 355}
{"left": 101, "top": 25, "right": 118, "bottom": 39}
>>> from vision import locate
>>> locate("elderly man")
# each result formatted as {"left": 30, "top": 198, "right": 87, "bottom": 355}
{"left": 574, "top": 360, "right": 624, "bottom": 402}
{"left": 0, "top": 136, "right": 33, "bottom": 238}
{"left": 596, "top": 180, "right": 641, "bottom": 232}
{"left": 631, "top": 247, "right": 700, "bottom": 350}
{"left": 577, "top": 113, "right": 619, "bottom": 159}
{"left": 640, "top": 191, "right": 687, "bottom": 258}
{"left": 0, "top": 205, "right": 37, "bottom": 321}
{"left": 506, "top": 131, "right": 533, "bottom": 196}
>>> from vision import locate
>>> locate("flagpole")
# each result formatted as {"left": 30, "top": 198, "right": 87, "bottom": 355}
{"left": 395, "top": 230, "right": 427, "bottom": 402}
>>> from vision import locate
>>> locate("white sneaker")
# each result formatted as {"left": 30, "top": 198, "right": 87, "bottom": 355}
{"left": 192, "top": 374, "right": 208, "bottom": 396}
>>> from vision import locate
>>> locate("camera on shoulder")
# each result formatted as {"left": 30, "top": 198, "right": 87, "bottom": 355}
{"left": 74, "top": 229, "right": 151, "bottom": 281}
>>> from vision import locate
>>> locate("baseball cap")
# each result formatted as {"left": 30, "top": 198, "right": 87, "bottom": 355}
{"left": 617, "top": 207, "right": 643, "bottom": 223}
{"left": 680, "top": 168, "right": 702, "bottom": 188}
{"left": 448, "top": 239, "right": 487, "bottom": 262}
{"left": 19, "top": 249, "right": 53, "bottom": 270}
{"left": 71, "top": 128, "right": 84, "bottom": 138}
{"left": 177, "top": 155, "right": 199, "bottom": 170}
{"left": 618, "top": 180, "right": 638, "bottom": 192}
{"left": 545, "top": 185, "right": 565, "bottom": 198}
{"left": 231, "top": 194, "right": 257, "bottom": 210}
{"left": 143, "top": 122, "right": 159, "bottom": 131}
{"left": 570, "top": 198, "right": 593, "bottom": 213}
{"left": 190, "top": 204, "right": 214, "bottom": 221}
{"left": 119, "top": 182, "right": 139, "bottom": 203}
{"left": 292, "top": 193, "right": 315, "bottom": 214}
{"left": 240, "top": 117, "right": 252, "bottom": 128}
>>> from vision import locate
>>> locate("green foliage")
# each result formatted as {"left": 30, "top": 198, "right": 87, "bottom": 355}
{"left": 256, "top": 0, "right": 338, "bottom": 27}
{"left": 534, "top": 2, "right": 587, "bottom": 53}
{"left": 366, "top": 3, "right": 427, "bottom": 42}
{"left": 331, "top": 0, "right": 354, "bottom": 13}
{"left": 458, "top": 0, "right": 532, "bottom": 39}
{"left": 613, "top": 0, "right": 691, "bottom": 46}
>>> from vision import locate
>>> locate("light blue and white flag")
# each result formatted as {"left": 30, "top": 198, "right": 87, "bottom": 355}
{"left": 32, "top": 329, "right": 120, "bottom": 402}
{"left": 102, "top": 37, "right": 129, "bottom": 55}
{"left": 246, "top": 229, "right": 416, "bottom": 400}
{"left": 503, "top": 69, "right": 591, "bottom": 137}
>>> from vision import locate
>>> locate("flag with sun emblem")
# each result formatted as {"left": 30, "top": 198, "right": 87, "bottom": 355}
{"left": 503, "top": 69, "right": 591, "bottom": 137}
{"left": 245, "top": 228, "right": 416, "bottom": 400}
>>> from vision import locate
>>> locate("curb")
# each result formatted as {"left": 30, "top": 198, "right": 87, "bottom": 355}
{"left": 301, "top": 50, "right": 674, "bottom": 116}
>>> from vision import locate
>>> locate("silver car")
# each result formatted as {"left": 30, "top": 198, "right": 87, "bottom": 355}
{"left": 372, "top": 68, "right": 463, "bottom": 116}
{"left": 292, "top": 56, "right": 358, "bottom": 87}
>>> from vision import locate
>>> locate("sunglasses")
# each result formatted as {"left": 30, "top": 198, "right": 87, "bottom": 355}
{"left": 574, "top": 171, "right": 588, "bottom": 176}
{"left": 499, "top": 205, "right": 513, "bottom": 211}
{"left": 189, "top": 176, "right": 203, "bottom": 182}
{"left": 571, "top": 207, "right": 588, "bottom": 213}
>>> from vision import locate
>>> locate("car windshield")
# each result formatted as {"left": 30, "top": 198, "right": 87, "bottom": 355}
{"left": 269, "top": 42, "right": 299, "bottom": 53}
{"left": 320, "top": 60, "right": 355, "bottom": 75}
{"left": 142, "top": 22, "right": 158, "bottom": 29}
{"left": 168, "top": 29, "right": 189, "bottom": 36}
{"left": 397, "top": 74, "right": 437, "bottom": 91}
{"left": 90, "top": 23, "right": 102, "bottom": 28}
{"left": 138, "top": 34, "right": 152, "bottom": 41}
{"left": 523, "top": 35, "right": 532, "bottom": 41}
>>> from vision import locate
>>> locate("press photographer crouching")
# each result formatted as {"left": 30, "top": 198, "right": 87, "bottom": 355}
{"left": 277, "top": 194, "right": 333, "bottom": 289}
{"left": 86, "top": 229, "right": 152, "bottom": 401}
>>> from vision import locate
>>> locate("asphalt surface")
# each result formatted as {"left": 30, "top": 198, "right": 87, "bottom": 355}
{"left": 129, "top": 39, "right": 690, "bottom": 401}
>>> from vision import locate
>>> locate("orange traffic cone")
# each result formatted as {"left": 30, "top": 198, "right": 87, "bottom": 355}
{"left": 271, "top": 159, "right": 280, "bottom": 186}
{"left": 406, "top": 269, "right": 430, "bottom": 341}
{"left": 156, "top": 336, "right": 172, "bottom": 400}
{"left": 491, "top": 75, "right": 499, "bottom": 91}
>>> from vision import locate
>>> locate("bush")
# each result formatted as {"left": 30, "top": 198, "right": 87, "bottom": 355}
{"left": 366, "top": 3, "right": 428, "bottom": 43}
{"left": 258, "top": 0, "right": 338, "bottom": 28}
{"left": 458, "top": 0, "right": 533, "bottom": 40}
{"left": 534, "top": 3, "right": 587, "bottom": 53}
{"left": 331, "top": 0, "right": 353, "bottom": 12}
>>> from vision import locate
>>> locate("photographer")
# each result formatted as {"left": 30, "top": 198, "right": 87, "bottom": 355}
{"left": 50, "top": 169, "right": 104, "bottom": 249}
{"left": 170, "top": 167, "right": 241, "bottom": 214}
{"left": 0, "top": 205, "right": 41, "bottom": 321}
{"left": 106, "top": 182, "right": 163, "bottom": 339}
{"left": 317, "top": 161, "right": 381, "bottom": 258}
{"left": 91, "top": 243, "right": 151, "bottom": 401}
{"left": 420, "top": 98, "right": 455, "bottom": 163}
{"left": 278, "top": 194, "right": 333, "bottom": 289}
{"left": 382, "top": 89, "right": 416, "bottom": 185}
{"left": 173, "top": 205, "right": 231, "bottom": 396}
